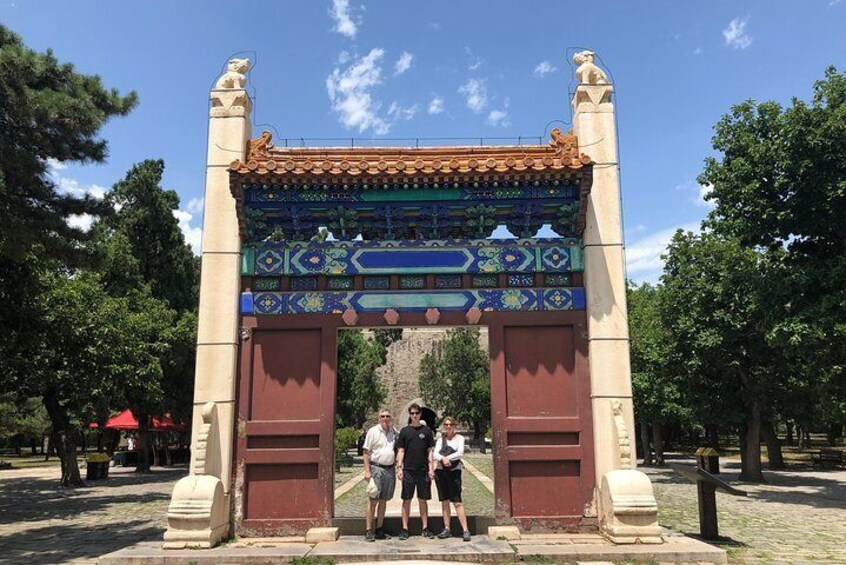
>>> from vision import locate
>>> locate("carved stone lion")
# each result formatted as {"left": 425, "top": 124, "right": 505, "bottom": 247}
{"left": 573, "top": 50, "right": 608, "bottom": 85}
{"left": 215, "top": 58, "right": 251, "bottom": 90}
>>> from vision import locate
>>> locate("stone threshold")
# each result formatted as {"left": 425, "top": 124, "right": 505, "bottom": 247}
{"left": 100, "top": 534, "right": 726, "bottom": 564}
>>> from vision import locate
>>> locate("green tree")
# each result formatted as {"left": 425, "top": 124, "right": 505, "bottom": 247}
{"left": 628, "top": 282, "right": 686, "bottom": 466}
{"left": 419, "top": 327, "right": 490, "bottom": 439}
{"left": 0, "top": 25, "right": 136, "bottom": 265}
{"left": 0, "top": 395, "right": 50, "bottom": 455}
{"left": 699, "top": 67, "right": 846, "bottom": 433}
{"left": 336, "top": 330, "right": 387, "bottom": 428}
{"left": 661, "top": 231, "right": 778, "bottom": 482}
{"left": 5, "top": 268, "right": 170, "bottom": 485}
{"left": 92, "top": 159, "right": 199, "bottom": 472}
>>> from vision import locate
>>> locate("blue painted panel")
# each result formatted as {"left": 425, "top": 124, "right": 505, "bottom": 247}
{"left": 240, "top": 292, "right": 254, "bottom": 315}
{"left": 249, "top": 287, "right": 585, "bottom": 315}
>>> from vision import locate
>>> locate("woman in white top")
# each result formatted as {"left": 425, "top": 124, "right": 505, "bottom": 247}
{"left": 433, "top": 416, "right": 471, "bottom": 541}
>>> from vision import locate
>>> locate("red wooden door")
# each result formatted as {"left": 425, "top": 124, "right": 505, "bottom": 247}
{"left": 490, "top": 314, "right": 593, "bottom": 528}
{"left": 236, "top": 320, "right": 337, "bottom": 535}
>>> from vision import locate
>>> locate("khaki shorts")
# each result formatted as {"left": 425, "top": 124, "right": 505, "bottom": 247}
{"left": 370, "top": 465, "right": 396, "bottom": 500}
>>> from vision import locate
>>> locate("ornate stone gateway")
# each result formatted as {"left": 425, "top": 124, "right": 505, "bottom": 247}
{"left": 164, "top": 51, "right": 662, "bottom": 547}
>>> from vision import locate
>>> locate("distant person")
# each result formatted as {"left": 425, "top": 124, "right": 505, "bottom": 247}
{"left": 396, "top": 403, "right": 435, "bottom": 540}
{"left": 434, "top": 416, "right": 471, "bottom": 541}
{"left": 362, "top": 410, "right": 398, "bottom": 542}
{"left": 357, "top": 427, "right": 366, "bottom": 456}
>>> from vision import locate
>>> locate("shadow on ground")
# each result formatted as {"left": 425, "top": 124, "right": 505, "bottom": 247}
{"left": 0, "top": 468, "right": 185, "bottom": 524}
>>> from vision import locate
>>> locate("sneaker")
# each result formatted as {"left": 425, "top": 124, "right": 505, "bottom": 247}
{"left": 398, "top": 529, "right": 410, "bottom": 541}
{"left": 375, "top": 527, "right": 391, "bottom": 540}
{"left": 462, "top": 530, "right": 472, "bottom": 542}
{"left": 437, "top": 527, "right": 451, "bottom": 539}
{"left": 364, "top": 530, "right": 376, "bottom": 542}
{"left": 421, "top": 528, "right": 435, "bottom": 539}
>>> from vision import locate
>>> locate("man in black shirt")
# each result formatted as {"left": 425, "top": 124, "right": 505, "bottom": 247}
{"left": 396, "top": 403, "right": 435, "bottom": 540}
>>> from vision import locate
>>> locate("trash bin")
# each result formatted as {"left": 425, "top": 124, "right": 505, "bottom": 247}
{"left": 695, "top": 447, "right": 720, "bottom": 474}
{"left": 85, "top": 454, "right": 111, "bottom": 480}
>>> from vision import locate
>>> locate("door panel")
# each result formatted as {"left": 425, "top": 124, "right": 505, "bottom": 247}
{"left": 497, "top": 323, "right": 593, "bottom": 524}
{"left": 237, "top": 326, "right": 334, "bottom": 534}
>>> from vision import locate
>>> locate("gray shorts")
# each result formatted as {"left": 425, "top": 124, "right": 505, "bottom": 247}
{"left": 370, "top": 465, "right": 396, "bottom": 500}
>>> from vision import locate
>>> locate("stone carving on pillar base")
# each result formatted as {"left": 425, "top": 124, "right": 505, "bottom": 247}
{"left": 598, "top": 400, "right": 662, "bottom": 544}
{"left": 611, "top": 400, "right": 633, "bottom": 469}
{"left": 163, "top": 402, "right": 229, "bottom": 549}
{"left": 211, "top": 58, "right": 251, "bottom": 118}
{"left": 572, "top": 50, "right": 613, "bottom": 107}
{"left": 599, "top": 470, "right": 663, "bottom": 544}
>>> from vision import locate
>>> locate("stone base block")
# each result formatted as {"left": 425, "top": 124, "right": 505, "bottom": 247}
{"left": 487, "top": 525, "right": 521, "bottom": 541}
{"left": 306, "top": 527, "right": 340, "bottom": 543}
{"left": 163, "top": 475, "right": 229, "bottom": 549}
{"left": 598, "top": 470, "right": 662, "bottom": 544}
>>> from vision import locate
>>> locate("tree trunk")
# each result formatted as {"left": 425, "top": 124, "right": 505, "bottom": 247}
{"left": 706, "top": 424, "right": 720, "bottom": 450}
{"left": 30, "top": 437, "right": 37, "bottom": 455}
{"left": 739, "top": 401, "right": 765, "bottom": 482}
{"left": 797, "top": 424, "right": 806, "bottom": 450}
{"left": 651, "top": 419, "right": 665, "bottom": 466}
{"left": 135, "top": 412, "right": 152, "bottom": 473}
{"left": 42, "top": 393, "right": 84, "bottom": 487}
{"left": 44, "top": 433, "right": 54, "bottom": 461}
{"left": 785, "top": 421, "right": 794, "bottom": 446}
{"left": 639, "top": 420, "right": 653, "bottom": 466}
{"left": 761, "top": 419, "right": 785, "bottom": 470}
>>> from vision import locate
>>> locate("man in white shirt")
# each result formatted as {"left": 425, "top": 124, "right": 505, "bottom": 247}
{"left": 362, "top": 409, "right": 398, "bottom": 541}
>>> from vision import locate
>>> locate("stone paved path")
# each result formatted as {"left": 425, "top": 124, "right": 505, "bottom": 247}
{"left": 643, "top": 457, "right": 846, "bottom": 565}
{"left": 0, "top": 464, "right": 184, "bottom": 565}
{"left": 1, "top": 455, "right": 844, "bottom": 564}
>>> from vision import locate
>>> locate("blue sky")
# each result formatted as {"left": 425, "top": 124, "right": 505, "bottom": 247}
{"left": 3, "top": 1, "right": 844, "bottom": 281}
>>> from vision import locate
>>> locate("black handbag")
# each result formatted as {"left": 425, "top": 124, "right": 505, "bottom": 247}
{"left": 439, "top": 440, "right": 460, "bottom": 467}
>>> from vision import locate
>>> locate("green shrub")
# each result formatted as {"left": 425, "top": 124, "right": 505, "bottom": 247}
{"left": 335, "top": 427, "right": 360, "bottom": 453}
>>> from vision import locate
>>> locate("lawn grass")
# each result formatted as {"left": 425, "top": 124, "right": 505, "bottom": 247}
{"left": 464, "top": 453, "right": 494, "bottom": 479}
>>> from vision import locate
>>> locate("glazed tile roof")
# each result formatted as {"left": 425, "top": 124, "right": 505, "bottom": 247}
{"left": 228, "top": 129, "right": 593, "bottom": 178}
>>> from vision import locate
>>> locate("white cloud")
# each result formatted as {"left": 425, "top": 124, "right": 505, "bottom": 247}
{"left": 387, "top": 101, "right": 419, "bottom": 121}
{"left": 533, "top": 61, "right": 557, "bottom": 77}
{"left": 173, "top": 209, "right": 203, "bottom": 255}
{"left": 186, "top": 197, "right": 204, "bottom": 214}
{"left": 46, "top": 159, "right": 108, "bottom": 200}
{"left": 326, "top": 48, "right": 391, "bottom": 135}
{"left": 723, "top": 17, "right": 753, "bottom": 49}
{"left": 394, "top": 51, "right": 413, "bottom": 75}
{"left": 428, "top": 96, "right": 444, "bottom": 115}
{"left": 465, "top": 47, "right": 483, "bottom": 71}
{"left": 337, "top": 51, "right": 351, "bottom": 65}
{"left": 694, "top": 46, "right": 703, "bottom": 55}
{"left": 46, "top": 158, "right": 67, "bottom": 171}
{"left": 458, "top": 78, "right": 488, "bottom": 113}
{"left": 696, "top": 183, "right": 715, "bottom": 207}
{"left": 486, "top": 109, "right": 510, "bottom": 127}
{"left": 329, "top": 0, "right": 358, "bottom": 39}
{"left": 67, "top": 213, "right": 95, "bottom": 232}
{"left": 626, "top": 222, "right": 701, "bottom": 282}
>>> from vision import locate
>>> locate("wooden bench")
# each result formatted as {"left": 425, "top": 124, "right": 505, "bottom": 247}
{"left": 813, "top": 449, "right": 845, "bottom": 468}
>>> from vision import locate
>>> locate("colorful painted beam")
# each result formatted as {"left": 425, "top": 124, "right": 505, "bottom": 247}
{"left": 243, "top": 239, "right": 583, "bottom": 276}
{"left": 241, "top": 287, "right": 586, "bottom": 315}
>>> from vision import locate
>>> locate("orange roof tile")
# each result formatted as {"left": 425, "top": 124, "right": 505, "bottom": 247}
{"left": 228, "top": 129, "right": 593, "bottom": 179}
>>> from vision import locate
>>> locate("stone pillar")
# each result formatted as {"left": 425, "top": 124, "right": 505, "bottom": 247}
{"left": 571, "top": 51, "right": 661, "bottom": 544}
{"left": 164, "top": 59, "right": 252, "bottom": 549}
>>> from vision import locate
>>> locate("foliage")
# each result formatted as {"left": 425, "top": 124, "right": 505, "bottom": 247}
{"left": 97, "top": 159, "right": 199, "bottom": 312}
{"left": 660, "top": 231, "right": 778, "bottom": 481}
{"left": 699, "top": 67, "right": 846, "bottom": 418}
{"left": 336, "top": 330, "right": 387, "bottom": 428}
{"left": 419, "top": 327, "right": 490, "bottom": 437}
{"left": 628, "top": 282, "right": 686, "bottom": 424}
{"left": 0, "top": 24, "right": 136, "bottom": 265}
{"left": 0, "top": 395, "right": 50, "bottom": 442}
{"left": 335, "top": 427, "right": 360, "bottom": 453}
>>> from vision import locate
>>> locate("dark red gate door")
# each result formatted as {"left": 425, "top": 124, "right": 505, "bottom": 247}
{"left": 236, "top": 322, "right": 336, "bottom": 534}
{"left": 490, "top": 314, "right": 594, "bottom": 527}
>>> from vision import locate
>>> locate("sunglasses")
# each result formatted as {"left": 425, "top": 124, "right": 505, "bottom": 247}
{"left": 379, "top": 415, "right": 392, "bottom": 419}
{"left": 443, "top": 423, "right": 454, "bottom": 427}
{"left": 409, "top": 411, "right": 420, "bottom": 415}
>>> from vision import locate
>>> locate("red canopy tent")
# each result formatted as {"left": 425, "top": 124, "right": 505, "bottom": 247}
{"left": 100, "top": 409, "right": 185, "bottom": 431}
